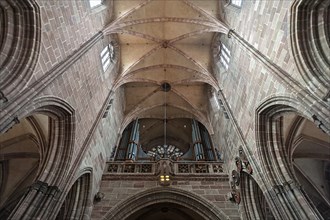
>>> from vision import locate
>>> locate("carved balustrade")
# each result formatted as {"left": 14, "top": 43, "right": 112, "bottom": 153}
{"left": 105, "top": 160, "right": 224, "bottom": 176}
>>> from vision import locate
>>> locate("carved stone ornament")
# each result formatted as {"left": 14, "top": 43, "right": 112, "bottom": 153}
{"left": 238, "top": 145, "right": 245, "bottom": 160}
{"left": 228, "top": 189, "right": 241, "bottom": 204}
{"left": 230, "top": 180, "right": 236, "bottom": 190}
{"left": 94, "top": 192, "right": 105, "bottom": 203}
{"left": 244, "top": 162, "right": 253, "bottom": 174}
{"left": 238, "top": 146, "right": 253, "bottom": 174}
{"left": 235, "top": 156, "right": 242, "bottom": 172}
{"left": 312, "top": 115, "right": 329, "bottom": 133}
{"left": 156, "top": 159, "right": 174, "bottom": 176}
{"left": 231, "top": 170, "right": 240, "bottom": 186}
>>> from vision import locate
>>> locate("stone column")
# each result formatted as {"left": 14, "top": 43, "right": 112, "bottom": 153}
{"left": 265, "top": 182, "right": 322, "bottom": 220}
{"left": 8, "top": 181, "right": 60, "bottom": 219}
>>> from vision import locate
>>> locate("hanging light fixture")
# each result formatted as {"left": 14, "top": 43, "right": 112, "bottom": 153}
{"left": 158, "top": 81, "right": 172, "bottom": 186}
{"left": 162, "top": 82, "right": 170, "bottom": 148}
{"left": 161, "top": 82, "right": 170, "bottom": 152}
{"left": 147, "top": 82, "right": 185, "bottom": 161}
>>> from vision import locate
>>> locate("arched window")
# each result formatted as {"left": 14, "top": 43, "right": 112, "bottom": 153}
{"left": 219, "top": 43, "right": 231, "bottom": 70}
{"left": 100, "top": 43, "right": 115, "bottom": 72}
{"left": 89, "top": 0, "right": 102, "bottom": 8}
{"left": 231, "top": 0, "right": 242, "bottom": 7}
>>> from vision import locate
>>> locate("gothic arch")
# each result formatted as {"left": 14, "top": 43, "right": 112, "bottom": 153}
{"left": 0, "top": 0, "right": 41, "bottom": 101}
{"left": 0, "top": 96, "right": 76, "bottom": 219}
{"left": 1, "top": 96, "right": 76, "bottom": 187}
{"left": 55, "top": 170, "right": 92, "bottom": 220}
{"left": 286, "top": 115, "right": 330, "bottom": 218}
{"left": 0, "top": 117, "right": 42, "bottom": 219}
{"left": 120, "top": 107, "right": 214, "bottom": 138}
{"left": 240, "top": 172, "right": 275, "bottom": 220}
{"left": 255, "top": 96, "right": 327, "bottom": 219}
{"left": 290, "top": 0, "right": 330, "bottom": 99}
{"left": 103, "top": 187, "right": 228, "bottom": 220}
{"left": 256, "top": 96, "right": 312, "bottom": 186}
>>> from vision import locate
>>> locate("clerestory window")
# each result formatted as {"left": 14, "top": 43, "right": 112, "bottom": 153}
{"left": 89, "top": 0, "right": 102, "bottom": 8}
{"left": 100, "top": 43, "right": 114, "bottom": 72}
{"left": 231, "top": 0, "right": 242, "bottom": 7}
{"left": 219, "top": 43, "right": 231, "bottom": 70}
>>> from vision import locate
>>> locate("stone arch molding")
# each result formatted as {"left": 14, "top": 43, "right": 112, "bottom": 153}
{"left": 256, "top": 96, "right": 316, "bottom": 186}
{"left": 255, "top": 95, "right": 325, "bottom": 219}
{"left": 25, "top": 96, "right": 76, "bottom": 187}
{"left": 2, "top": 95, "right": 76, "bottom": 187}
{"left": 103, "top": 187, "right": 228, "bottom": 220}
{"left": 0, "top": 0, "right": 41, "bottom": 101}
{"left": 240, "top": 173, "right": 271, "bottom": 220}
{"left": 290, "top": 0, "right": 330, "bottom": 99}
{"left": 1, "top": 96, "right": 77, "bottom": 219}
{"left": 55, "top": 168, "right": 93, "bottom": 220}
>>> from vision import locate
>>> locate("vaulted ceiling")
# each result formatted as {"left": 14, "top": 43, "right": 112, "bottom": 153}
{"left": 106, "top": 0, "right": 229, "bottom": 146}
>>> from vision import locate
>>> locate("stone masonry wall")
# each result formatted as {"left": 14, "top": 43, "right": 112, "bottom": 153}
{"left": 2, "top": 1, "right": 120, "bottom": 185}
{"left": 34, "top": 34, "right": 117, "bottom": 163}
{"left": 71, "top": 88, "right": 124, "bottom": 217}
{"left": 31, "top": 0, "right": 113, "bottom": 83}
{"left": 224, "top": 0, "right": 304, "bottom": 84}
{"left": 210, "top": 0, "right": 309, "bottom": 187}
{"left": 91, "top": 178, "right": 240, "bottom": 220}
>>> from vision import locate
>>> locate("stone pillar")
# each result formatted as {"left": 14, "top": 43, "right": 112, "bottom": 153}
{"left": 192, "top": 119, "right": 205, "bottom": 161}
{"left": 8, "top": 181, "right": 60, "bottom": 220}
{"left": 265, "top": 182, "right": 322, "bottom": 220}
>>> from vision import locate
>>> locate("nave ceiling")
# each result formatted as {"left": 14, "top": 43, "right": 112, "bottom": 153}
{"left": 104, "top": 0, "right": 229, "bottom": 147}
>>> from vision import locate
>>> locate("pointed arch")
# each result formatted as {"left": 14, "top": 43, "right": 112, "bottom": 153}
{"left": 290, "top": 0, "right": 330, "bottom": 99}
{"left": 103, "top": 187, "right": 228, "bottom": 220}
{"left": 240, "top": 172, "right": 275, "bottom": 220}
{"left": 120, "top": 104, "right": 213, "bottom": 136}
{"left": 1, "top": 96, "right": 76, "bottom": 187}
{"left": 255, "top": 95, "right": 326, "bottom": 219}
{"left": 55, "top": 169, "right": 92, "bottom": 220}
{"left": 0, "top": 0, "right": 41, "bottom": 101}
